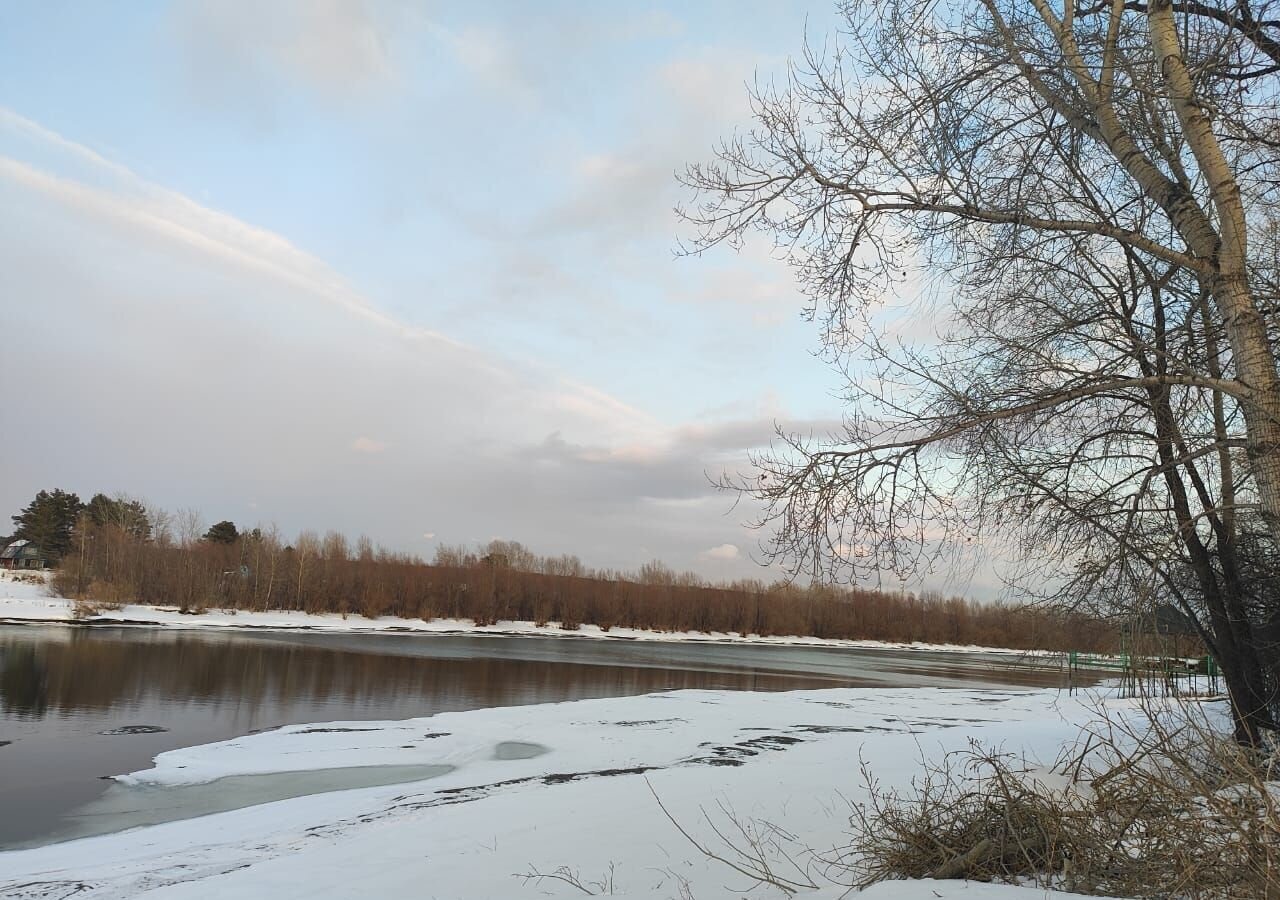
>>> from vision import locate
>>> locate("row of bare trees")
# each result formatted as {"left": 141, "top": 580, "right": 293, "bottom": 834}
{"left": 51, "top": 515, "right": 1110, "bottom": 651}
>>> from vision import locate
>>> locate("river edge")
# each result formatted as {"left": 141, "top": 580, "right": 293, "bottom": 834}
{"left": 0, "top": 574, "right": 1067, "bottom": 661}
{"left": 0, "top": 683, "right": 1133, "bottom": 900}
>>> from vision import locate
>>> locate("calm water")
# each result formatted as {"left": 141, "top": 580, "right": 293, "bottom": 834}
{"left": 0, "top": 624, "right": 1070, "bottom": 848}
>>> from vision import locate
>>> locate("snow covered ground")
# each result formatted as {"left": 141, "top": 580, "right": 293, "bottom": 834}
{"left": 0, "top": 682, "right": 1132, "bottom": 900}
{"left": 0, "top": 572, "right": 1054, "bottom": 658}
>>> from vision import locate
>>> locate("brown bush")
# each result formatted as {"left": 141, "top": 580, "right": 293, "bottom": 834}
{"left": 845, "top": 703, "right": 1280, "bottom": 898}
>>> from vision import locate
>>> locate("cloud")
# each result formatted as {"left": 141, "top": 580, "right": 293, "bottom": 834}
{"left": 0, "top": 135, "right": 459, "bottom": 349}
{"left": 0, "top": 108, "right": 664, "bottom": 439}
{"left": 656, "top": 51, "right": 758, "bottom": 124}
{"left": 429, "top": 24, "right": 539, "bottom": 110}
{"left": 0, "top": 108, "right": 789, "bottom": 582}
{"left": 422, "top": 532, "right": 436, "bottom": 540}
{"left": 532, "top": 47, "right": 767, "bottom": 250}
{"left": 173, "top": 0, "right": 399, "bottom": 97}
{"left": 700, "top": 543, "right": 741, "bottom": 561}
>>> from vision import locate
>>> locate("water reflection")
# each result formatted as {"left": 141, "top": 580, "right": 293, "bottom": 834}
{"left": 0, "top": 627, "right": 839, "bottom": 721}
{"left": 0, "top": 642, "right": 47, "bottom": 717}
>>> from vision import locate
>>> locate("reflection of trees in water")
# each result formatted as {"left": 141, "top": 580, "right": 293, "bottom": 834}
{"left": 0, "top": 644, "right": 49, "bottom": 717}
{"left": 0, "top": 630, "right": 827, "bottom": 720}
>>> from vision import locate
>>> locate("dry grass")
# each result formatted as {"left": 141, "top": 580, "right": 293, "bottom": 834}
{"left": 845, "top": 701, "right": 1280, "bottom": 898}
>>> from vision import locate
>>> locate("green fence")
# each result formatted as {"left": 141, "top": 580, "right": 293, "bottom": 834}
{"left": 1067, "top": 651, "right": 1220, "bottom": 696}
{"left": 1070, "top": 651, "right": 1216, "bottom": 674}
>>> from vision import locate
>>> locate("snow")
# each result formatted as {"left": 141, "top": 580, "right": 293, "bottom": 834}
{"left": 0, "top": 570, "right": 50, "bottom": 602}
{"left": 0, "top": 572, "right": 1054, "bottom": 658}
{"left": 0, "top": 682, "right": 1134, "bottom": 900}
{"left": 0, "top": 570, "right": 1124, "bottom": 898}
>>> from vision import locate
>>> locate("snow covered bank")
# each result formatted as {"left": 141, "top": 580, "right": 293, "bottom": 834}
{"left": 0, "top": 573, "right": 1058, "bottom": 658}
{"left": 0, "top": 684, "right": 1135, "bottom": 899}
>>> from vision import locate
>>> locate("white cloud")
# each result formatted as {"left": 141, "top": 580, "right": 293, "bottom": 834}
{"left": 174, "top": 0, "right": 399, "bottom": 97}
{"left": 352, "top": 437, "right": 387, "bottom": 454}
{"left": 0, "top": 108, "right": 663, "bottom": 444}
{"left": 0, "top": 151, "right": 460, "bottom": 349}
{"left": 699, "top": 543, "right": 740, "bottom": 561}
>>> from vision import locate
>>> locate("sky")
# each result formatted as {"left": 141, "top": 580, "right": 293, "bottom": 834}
{"left": 0, "top": 1, "right": 963, "bottom": 589}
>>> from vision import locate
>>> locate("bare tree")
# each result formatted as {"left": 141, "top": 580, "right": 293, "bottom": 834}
{"left": 681, "top": 0, "right": 1280, "bottom": 742}
{"left": 294, "top": 530, "right": 321, "bottom": 612}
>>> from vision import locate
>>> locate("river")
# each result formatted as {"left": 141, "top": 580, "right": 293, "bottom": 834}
{"left": 0, "top": 623, "right": 1070, "bottom": 848}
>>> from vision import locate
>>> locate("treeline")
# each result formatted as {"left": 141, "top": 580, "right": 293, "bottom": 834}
{"left": 25, "top": 492, "right": 1114, "bottom": 652}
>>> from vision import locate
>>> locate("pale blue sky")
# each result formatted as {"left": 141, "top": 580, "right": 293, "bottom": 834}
{"left": 0, "top": 2, "right": 964, "bottom": 587}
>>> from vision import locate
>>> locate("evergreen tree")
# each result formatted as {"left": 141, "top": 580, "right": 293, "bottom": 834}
{"left": 11, "top": 489, "right": 84, "bottom": 560}
{"left": 86, "top": 493, "right": 151, "bottom": 539}
{"left": 203, "top": 520, "right": 239, "bottom": 544}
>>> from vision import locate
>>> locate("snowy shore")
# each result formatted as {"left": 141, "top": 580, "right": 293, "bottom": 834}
{"left": 0, "top": 574, "right": 1057, "bottom": 659}
{"left": 0, "top": 681, "right": 1131, "bottom": 900}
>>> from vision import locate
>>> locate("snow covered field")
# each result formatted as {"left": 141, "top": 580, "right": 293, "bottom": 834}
{"left": 0, "top": 682, "right": 1130, "bottom": 900}
{"left": 0, "top": 572, "right": 1053, "bottom": 658}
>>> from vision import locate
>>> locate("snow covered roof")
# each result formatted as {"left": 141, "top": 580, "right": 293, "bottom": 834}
{"left": 1, "top": 540, "right": 40, "bottom": 560}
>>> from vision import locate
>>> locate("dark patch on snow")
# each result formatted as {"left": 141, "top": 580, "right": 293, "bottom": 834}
{"left": 928, "top": 717, "right": 998, "bottom": 724}
{"left": 385, "top": 764, "right": 662, "bottom": 814}
{"left": 541, "top": 766, "right": 655, "bottom": 784}
{"left": 97, "top": 725, "right": 168, "bottom": 736}
{"left": 606, "top": 718, "right": 686, "bottom": 727}
{"left": 0, "top": 878, "right": 97, "bottom": 898}
{"left": 790, "top": 724, "right": 874, "bottom": 734}
{"left": 422, "top": 732, "right": 450, "bottom": 739}
{"left": 0, "top": 740, "right": 11, "bottom": 748}
{"left": 686, "top": 733, "right": 804, "bottom": 766}
{"left": 296, "top": 726, "right": 383, "bottom": 735}
{"left": 742, "top": 734, "right": 803, "bottom": 750}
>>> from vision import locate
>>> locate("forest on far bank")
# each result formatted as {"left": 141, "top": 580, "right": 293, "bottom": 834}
{"left": 5, "top": 488, "right": 1113, "bottom": 651}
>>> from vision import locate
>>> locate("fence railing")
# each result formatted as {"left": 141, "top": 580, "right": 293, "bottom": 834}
{"left": 1067, "top": 651, "right": 1221, "bottom": 697}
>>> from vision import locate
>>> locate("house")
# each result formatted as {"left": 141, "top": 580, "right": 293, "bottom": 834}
{"left": 1125, "top": 603, "right": 1199, "bottom": 638}
{"left": 1121, "top": 602, "right": 1204, "bottom": 664}
{"left": 0, "top": 540, "right": 47, "bottom": 570}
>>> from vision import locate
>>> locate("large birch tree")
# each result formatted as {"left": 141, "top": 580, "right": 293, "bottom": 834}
{"left": 682, "top": 0, "right": 1280, "bottom": 743}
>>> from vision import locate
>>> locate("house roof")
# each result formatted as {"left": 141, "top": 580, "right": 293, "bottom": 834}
{"left": 1, "top": 540, "right": 42, "bottom": 560}
{"left": 1124, "top": 603, "right": 1199, "bottom": 637}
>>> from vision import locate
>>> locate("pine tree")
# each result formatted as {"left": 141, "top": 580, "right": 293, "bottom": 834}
{"left": 203, "top": 520, "right": 239, "bottom": 544}
{"left": 11, "top": 489, "right": 84, "bottom": 560}
{"left": 86, "top": 493, "right": 151, "bottom": 539}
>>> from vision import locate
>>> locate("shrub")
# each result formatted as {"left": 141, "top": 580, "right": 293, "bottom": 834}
{"left": 846, "top": 703, "right": 1280, "bottom": 898}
